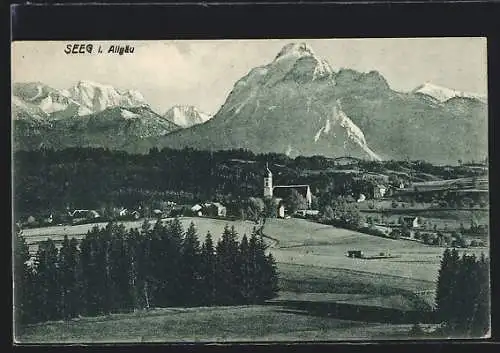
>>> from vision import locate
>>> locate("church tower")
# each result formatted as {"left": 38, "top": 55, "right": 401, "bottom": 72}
{"left": 263, "top": 163, "right": 273, "bottom": 198}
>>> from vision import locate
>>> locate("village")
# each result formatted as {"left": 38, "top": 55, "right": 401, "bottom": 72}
{"left": 18, "top": 159, "right": 489, "bottom": 255}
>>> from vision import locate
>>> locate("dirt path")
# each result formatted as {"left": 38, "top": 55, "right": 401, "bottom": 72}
{"left": 256, "top": 217, "right": 280, "bottom": 248}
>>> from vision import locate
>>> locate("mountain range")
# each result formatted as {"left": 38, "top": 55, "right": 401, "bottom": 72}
{"left": 12, "top": 81, "right": 210, "bottom": 150}
{"left": 12, "top": 43, "right": 488, "bottom": 164}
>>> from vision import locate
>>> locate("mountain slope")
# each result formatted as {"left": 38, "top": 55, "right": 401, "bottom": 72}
{"left": 13, "top": 81, "right": 149, "bottom": 118}
{"left": 413, "top": 82, "right": 487, "bottom": 104}
{"left": 163, "top": 105, "right": 212, "bottom": 128}
{"left": 14, "top": 106, "right": 180, "bottom": 151}
{"left": 144, "top": 43, "right": 381, "bottom": 160}
{"left": 12, "top": 81, "right": 183, "bottom": 151}
{"left": 144, "top": 42, "right": 487, "bottom": 164}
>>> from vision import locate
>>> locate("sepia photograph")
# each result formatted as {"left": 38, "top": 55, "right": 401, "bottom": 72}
{"left": 11, "top": 37, "right": 490, "bottom": 343}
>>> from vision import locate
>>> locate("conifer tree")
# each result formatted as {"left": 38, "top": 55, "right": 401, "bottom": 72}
{"left": 126, "top": 228, "right": 143, "bottom": 310}
{"left": 435, "top": 248, "right": 460, "bottom": 329}
{"left": 180, "top": 222, "right": 202, "bottom": 306}
{"left": 80, "top": 225, "right": 106, "bottom": 315}
{"left": 34, "top": 239, "right": 61, "bottom": 321}
{"left": 215, "top": 225, "right": 242, "bottom": 304}
{"left": 262, "top": 252, "right": 280, "bottom": 300}
{"left": 13, "top": 231, "right": 35, "bottom": 326}
{"left": 108, "top": 223, "right": 133, "bottom": 312}
{"left": 247, "top": 228, "right": 261, "bottom": 303}
{"left": 165, "top": 218, "right": 185, "bottom": 305}
{"left": 471, "top": 253, "right": 490, "bottom": 336}
{"left": 58, "top": 235, "right": 80, "bottom": 319}
{"left": 239, "top": 234, "right": 251, "bottom": 303}
{"left": 200, "top": 232, "right": 216, "bottom": 305}
{"left": 436, "top": 248, "right": 490, "bottom": 337}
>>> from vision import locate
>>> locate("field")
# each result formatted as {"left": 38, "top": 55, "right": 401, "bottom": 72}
{"left": 18, "top": 217, "right": 488, "bottom": 342}
{"left": 17, "top": 305, "right": 435, "bottom": 343}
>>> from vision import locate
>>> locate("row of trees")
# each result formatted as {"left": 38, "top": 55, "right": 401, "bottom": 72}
{"left": 435, "top": 248, "right": 490, "bottom": 336}
{"left": 14, "top": 219, "right": 279, "bottom": 326}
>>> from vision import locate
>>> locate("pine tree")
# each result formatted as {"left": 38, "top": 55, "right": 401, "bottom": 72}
{"left": 80, "top": 225, "right": 106, "bottom": 315}
{"left": 215, "top": 225, "right": 242, "bottom": 304}
{"left": 455, "top": 253, "right": 477, "bottom": 334}
{"left": 471, "top": 253, "right": 490, "bottom": 336}
{"left": 238, "top": 234, "right": 251, "bottom": 303}
{"left": 34, "top": 239, "right": 61, "bottom": 321}
{"left": 435, "top": 248, "right": 460, "bottom": 330}
{"left": 436, "top": 248, "right": 491, "bottom": 337}
{"left": 200, "top": 232, "right": 216, "bottom": 305}
{"left": 262, "top": 253, "right": 280, "bottom": 300}
{"left": 58, "top": 235, "right": 80, "bottom": 319}
{"left": 108, "top": 223, "right": 133, "bottom": 312}
{"left": 251, "top": 231, "right": 278, "bottom": 302}
{"left": 180, "top": 222, "right": 202, "bottom": 306}
{"left": 126, "top": 228, "right": 144, "bottom": 310}
{"left": 13, "top": 231, "right": 35, "bottom": 326}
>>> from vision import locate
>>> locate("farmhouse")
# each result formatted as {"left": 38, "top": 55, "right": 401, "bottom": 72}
{"left": 204, "top": 202, "right": 227, "bottom": 218}
{"left": 191, "top": 202, "right": 227, "bottom": 218}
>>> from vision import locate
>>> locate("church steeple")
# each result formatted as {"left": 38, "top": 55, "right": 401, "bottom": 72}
{"left": 263, "top": 163, "right": 273, "bottom": 198}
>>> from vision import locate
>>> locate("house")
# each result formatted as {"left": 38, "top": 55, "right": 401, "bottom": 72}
{"left": 347, "top": 250, "right": 364, "bottom": 258}
{"left": 278, "top": 204, "right": 285, "bottom": 218}
{"left": 203, "top": 202, "right": 227, "bottom": 218}
{"left": 191, "top": 202, "right": 227, "bottom": 218}
{"left": 373, "top": 185, "right": 387, "bottom": 199}
{"left": 402, "top": 216, "right": 421, "bottom": 229}
{"left": 70, "top": 209, "right": 101, "bottom": 224}
{"left": 191, "top": 204, "right": 203, "bottom": 216}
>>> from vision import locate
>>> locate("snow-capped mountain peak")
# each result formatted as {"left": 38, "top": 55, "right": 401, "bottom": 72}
{"left": 274, "top": 42, "right": 316, "bottom": 61}
{"left": 163, "top": 105, "right": 213, "bottom": 128}
{"left": 413, "top": 82, "right": 487, "bottom": 103}
{"left": 68, "top": 80, "right": 148, "bottom": 114}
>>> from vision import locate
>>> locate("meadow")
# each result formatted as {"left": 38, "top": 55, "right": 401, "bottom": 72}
{"left": 18, "top": 216, "right": 487, "bottom": 342}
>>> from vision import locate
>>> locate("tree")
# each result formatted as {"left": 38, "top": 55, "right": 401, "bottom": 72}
{"left": 470, "top": 253, "right": 490, "bottom": 336}
{"left": 34, "top": 239, "right": 61, "bottom": 321}
{"left": 80, "top": 225, "right": 107, "bottom": 315}
{"left": 215, "top": 225, "right": 242, "bottom": 304}
{"left": 200, "top": 232, "right": 216, "bottom": 305}
{"left": 238, "top": 234, "right": 252, "bottom": 302}
{"left": 242, "top": 197, "right": 265, "bottom": 222}
{"left": 435, "top": 248, "right": 461, "bottom": 331}
{"left": 180, "top": 222, "right": 202, "bottom": 306}
{"left": 285, "top": 189, "right": 308, "bottom": 214}
{"left": 435, "top": 249, "right": 490, "bottom": 336}
{"left": 13, "top": 231, "right": 36, "bottom": 326}
{"left": 248, "top": 229, "right": 278, "bottom": 302}
{"left": 107, "top": 223, "right": 133, "bottom": 312}
{"left": 58, "top": 235, "right": 81, "bottom": 319}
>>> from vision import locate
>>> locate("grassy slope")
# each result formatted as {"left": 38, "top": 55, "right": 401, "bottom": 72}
{"left": 17, "top": 306, "right": 420, "bottom": 343}
{"left": 20, "top": 217, "right": 485, "bottom": 342}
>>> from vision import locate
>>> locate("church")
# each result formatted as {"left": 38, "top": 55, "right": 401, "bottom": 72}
{"left": 263, "top": 163, "right": 312, "bottom": 217}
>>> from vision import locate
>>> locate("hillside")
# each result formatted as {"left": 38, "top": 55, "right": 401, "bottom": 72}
{"left": 12, "top": 43, "right": 488, "bottom": 164}
{"left": 140, "top": 43, "right": 487, "bottom": 165}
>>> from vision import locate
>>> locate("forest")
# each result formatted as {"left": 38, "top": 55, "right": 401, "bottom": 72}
{"left": 14, "top": 147, "right": 481, "bottom": 222}
{"left": 434, "top": 248, "right": 490, "bottom": 337}
{"left": 14, "top": 218, "right": 279, "bottom": 326}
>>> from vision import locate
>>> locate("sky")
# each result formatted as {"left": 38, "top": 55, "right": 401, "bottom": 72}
{"left": 12, "top": 38, "right": 487, "bottom": 115}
